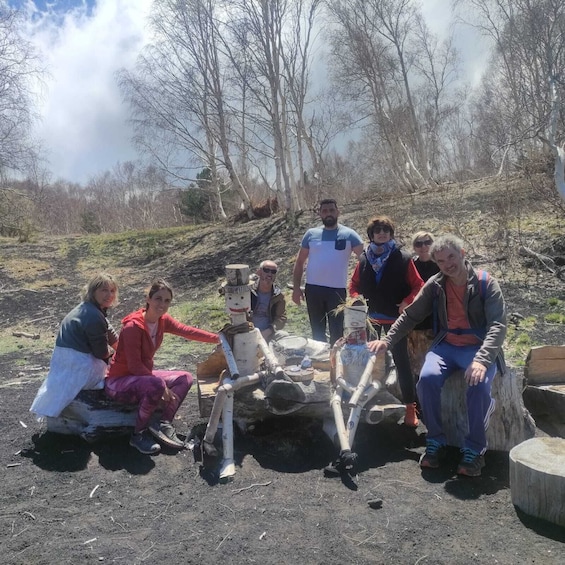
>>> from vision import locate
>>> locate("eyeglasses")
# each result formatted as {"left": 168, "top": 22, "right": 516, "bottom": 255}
{"left": 373, "top": 226, "right": 391, "bottom": 234}
{"left": 414, "top": 239, "right": 433, "bottom": 248}
{"left": 262, "top": 267, "right": 277, "bottom": 274}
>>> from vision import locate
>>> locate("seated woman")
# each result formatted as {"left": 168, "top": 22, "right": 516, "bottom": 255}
{"left": 349, "top": 216, "right": 424, "bottom": 426}
{"left": 409, "top": 231, "right": 441, "bottom": 377}
{"left": 30, "top": 273, "right": 119, "bottom": 420}
{"left": 412, "top": 230, "right": 440, "bottom": 285}
{"left": 105, "top": 278, "right": 218, "bottom": 455}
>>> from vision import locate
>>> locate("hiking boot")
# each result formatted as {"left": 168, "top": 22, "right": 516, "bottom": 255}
{"left": 130, "top": 430, "right": 161, "bottom": 455}
{"left": 149, "top": 421, "right": 185, "bottom": 449}
{"left": 404, "top": 402, "right": 419, "bottom": 427}
{"left": 457, "top": 448, "right": 485, "bottom": 477}
{"left": 419, "top": 438, "right": 445, "bottom": 469}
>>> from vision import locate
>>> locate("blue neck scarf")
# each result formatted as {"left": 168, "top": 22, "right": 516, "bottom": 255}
{"left": 366, "top": 240, "right": 396, "bottom": 284}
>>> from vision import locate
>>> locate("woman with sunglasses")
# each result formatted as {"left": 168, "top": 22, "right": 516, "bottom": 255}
{"left": 412, "top": 231, "right": 440, "bottom": 283}
{"left": 105, "top": 278, "right": 219, "bottom": 455}
{"left": 349, "top": 216, "right": 424, "bottom": 426}
{"left": 250, "top": 260, "right": 287, "bottom": 341}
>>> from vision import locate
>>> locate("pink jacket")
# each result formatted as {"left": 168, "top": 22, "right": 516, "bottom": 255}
{"left": 107, "top": 309, "right": 218, "bottom": 378}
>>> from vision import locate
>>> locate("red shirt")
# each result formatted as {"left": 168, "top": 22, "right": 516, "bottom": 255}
{"left": 107, "top": 309, "right": 218, "bottom": 378}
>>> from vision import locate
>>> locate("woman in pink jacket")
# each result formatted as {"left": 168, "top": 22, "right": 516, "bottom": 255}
{"left": 105, "top": 278, "right": 218, "bottom": 455}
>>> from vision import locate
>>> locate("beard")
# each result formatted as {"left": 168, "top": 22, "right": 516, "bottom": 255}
{"left": 322, "top": 216, "right": 337, "bottom": 227}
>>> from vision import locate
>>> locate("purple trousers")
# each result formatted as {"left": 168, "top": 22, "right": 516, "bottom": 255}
{"left": 104, "top": 370, "right": 192, "bottom": 433}
{"left": 416, "top": 342, "right": 496, "bottom": 454}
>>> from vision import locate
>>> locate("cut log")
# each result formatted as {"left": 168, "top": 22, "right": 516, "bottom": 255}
{"left": 510, "top": 437, "right": 565, "bottom": 526}
{"left": 523, "top": 384, "right": 565, "bottom": 438}
{"left": 525, "top": 345, "right": 565, "bottom": 385}
{"left": 46, "top": 390, "right": 139, "bottom": 443}
{"left": 440, "top": 369, "right": 536, "bottom": 452}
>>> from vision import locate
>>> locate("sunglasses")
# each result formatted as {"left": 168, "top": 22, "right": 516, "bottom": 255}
{"left": 414, "top": 239, "right": 433, "bottom": 248}
{"left": 262, "top": 267, "right": 277, "bottom": 274}
{"left": 372, "top": 226, "right": 391, "bottom": 234}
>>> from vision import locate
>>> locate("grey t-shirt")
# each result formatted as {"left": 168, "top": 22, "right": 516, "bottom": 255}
{"left": 252, "top": 291, "right": 271, "bottom": 330}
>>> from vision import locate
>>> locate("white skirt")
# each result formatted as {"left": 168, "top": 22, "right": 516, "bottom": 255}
{"left": 30, "top": 346, "right": 107, "bottom": 419}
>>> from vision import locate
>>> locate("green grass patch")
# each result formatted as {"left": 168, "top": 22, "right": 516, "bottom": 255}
{"left": 545, "top": 312, "right": 565, "bottom": 324}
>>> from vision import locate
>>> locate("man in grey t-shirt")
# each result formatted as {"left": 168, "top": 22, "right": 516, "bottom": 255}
{"left": 292, "top": 199, "right": 363, "bottom": 344}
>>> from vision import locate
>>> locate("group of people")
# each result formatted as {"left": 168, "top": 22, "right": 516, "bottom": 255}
{"left": 292, "top": 199, "right": 506, "bottom": 477}
{"left": 30, "top": 197, "right": 507, "bottom": 477}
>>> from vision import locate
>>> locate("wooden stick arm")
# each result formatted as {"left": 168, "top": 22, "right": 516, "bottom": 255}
{"left": 219, "top": 332, "right": 240, "bottom": 379}
{"left": 255, "top": 329, "right": 285, "bottom": 378}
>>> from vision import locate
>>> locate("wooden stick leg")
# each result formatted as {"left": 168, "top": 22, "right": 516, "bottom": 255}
{"left": 203, "top": 386, "right": 228, "bottom": 444}
{"left": 219, "top": 391, "right": 235, "bottom": 482}
{"left": 330, "top": 390, "right": 351, "bottom": 452}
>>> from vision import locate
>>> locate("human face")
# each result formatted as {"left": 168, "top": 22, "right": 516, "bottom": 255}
{"left": 433, "top": 247, "right": 466, "bottom": 284}
{"left": 319, "top": 203, "right": 339, "bottom": 228}
{"left": 371, "top": 225, "right": 392, "bottom": 245}
{"left": 258, "top": 262, "right": 278, "bottom": 286}
{"left": 93, "top": 284, "right": 116, "bottom": 309}
{"left": 146, "top": 288, "right": 173, "bottom": 320}
{"left": 413, "top": 238, "right": 433, "bottom": 260}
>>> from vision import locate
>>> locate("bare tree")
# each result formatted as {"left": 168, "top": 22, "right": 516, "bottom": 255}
{"left": 457, "top": 0, "right": 565, "bottom": 181}
{"left": 119, "top": 0, "right": 253, "bottom": 219}
{"left": 327, "top": 0, "right": 454, "bottom": 191}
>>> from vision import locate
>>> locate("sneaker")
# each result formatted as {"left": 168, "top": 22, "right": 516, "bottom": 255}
{"left": 457, "top": 448, "right": 485, "bottom": 477}
{"left": 148, "top": 421, "right": 185, "bottom": 449}
{"left": 130, "top": 430, "right": 161, "bottom": 455}
{"left": 419, "top": 438, "right": 445, "bottom": 468}
{"left": 404, "top": 402, "right": 419, "bottom": 427}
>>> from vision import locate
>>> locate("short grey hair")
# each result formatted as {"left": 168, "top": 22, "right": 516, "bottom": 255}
{"left": 430, "top": 234, "right": 465, "bottom": 260}
{"left": 259, "top": 259, "right": 278, "bottom": 270}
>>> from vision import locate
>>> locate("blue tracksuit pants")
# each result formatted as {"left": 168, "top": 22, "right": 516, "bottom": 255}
{"left": 416, "top": 341, "right": 497, "bottom": 454}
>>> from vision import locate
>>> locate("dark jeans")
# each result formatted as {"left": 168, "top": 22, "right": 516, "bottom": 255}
{"left": 304, "top": 284, "right": 346, "bottom": 345}
{"left": 377, "top": 324, "right": 416, "bottom": 404}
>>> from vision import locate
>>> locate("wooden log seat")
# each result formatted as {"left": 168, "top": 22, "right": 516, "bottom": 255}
{"left": 523, "top": 345, "right": 565, "bottom": 438}
{"left": 46, "top": 389, "right": 139, "bottom": 443}
{"left": 510, "top": 437, "right": 565, "bottom": 526}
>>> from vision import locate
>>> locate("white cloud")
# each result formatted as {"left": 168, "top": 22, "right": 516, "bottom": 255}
{"left": 21, "top": 0, "right": 153, "bottom": 183}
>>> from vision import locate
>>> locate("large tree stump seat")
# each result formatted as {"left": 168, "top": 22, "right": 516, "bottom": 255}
{"left": 510, "top": 437, "right": 565, "bottom": 526}
{"left": 46, "top": 390, "right": 140, "bottom": 443}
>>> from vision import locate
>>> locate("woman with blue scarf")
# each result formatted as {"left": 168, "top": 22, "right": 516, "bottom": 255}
{"left": 349, "top": 216, "right": 424, "bottom": 426}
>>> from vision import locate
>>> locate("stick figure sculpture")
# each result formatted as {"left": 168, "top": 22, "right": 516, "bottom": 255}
{"left": 324, "top": 298, "right": 382, "bottom": 476}
{"left": 201, "top": 264, "right": 283, "bottom": 481}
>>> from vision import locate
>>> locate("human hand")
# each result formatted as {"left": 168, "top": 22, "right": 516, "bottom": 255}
{"left": 162, "top": 387, "right": 179, "bottom": 403}
{"left": 398, "top": 300, "right": 408, "bottom": 313}
{"left": 367, "top": 340, "right": 388, "bottom": 354}
{"left": 464, "top": 361, "right": 487, "bottom": 386}
{"left": 292, "top": 287, "right": 304, "bottom": 305}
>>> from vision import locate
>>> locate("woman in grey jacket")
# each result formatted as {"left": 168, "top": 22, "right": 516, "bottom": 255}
{"left": 30, "top": 273, "right": 119, "bottom": 419}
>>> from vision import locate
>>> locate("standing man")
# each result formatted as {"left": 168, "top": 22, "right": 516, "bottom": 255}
{"left": 250, "top": 260, "right": 287, "bottom": 342}
{"left": 368, "top": 235, "right": 507, "bottom": 477}
{"left": 292, "top": 199, "right": 363, "bottom": 345}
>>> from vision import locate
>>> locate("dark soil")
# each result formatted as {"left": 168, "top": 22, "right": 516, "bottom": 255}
{"left": 2, "top": 176, "right": 565, "bottom": 564}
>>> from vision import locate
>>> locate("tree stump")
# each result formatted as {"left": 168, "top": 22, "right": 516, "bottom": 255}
{"left": 440, "top": 368, "right": 536, "bottom": 451}
{"left": 510, "top": 437, "right": 565, "bottom": 526}
{"left": 46, "top": 390, "right": 139, "bottom": 443}
{"left": 523, "top": 345, "right": 565, "bottom": 438}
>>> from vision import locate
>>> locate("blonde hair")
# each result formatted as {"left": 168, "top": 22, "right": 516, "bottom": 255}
{"left": 412, "top": 231, "right": 434, "bottom": 247}
{"left": 81, "top": 273, "right": 119, "bottom": 306}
